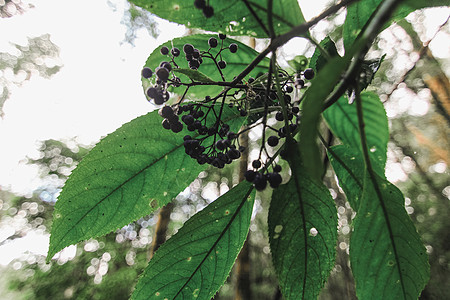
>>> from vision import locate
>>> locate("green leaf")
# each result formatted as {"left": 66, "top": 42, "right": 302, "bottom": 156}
{"left": 130, "top": 0, "right": 305, "bottom": 38}
{"left": 287, "top": 55, "right": 308, "bottom": 73}
{"left": 350, "top": 173, "right": 429, "bottom": 299}
{"left": 323, "top": 92, "right": 388, "bottom": 175}
{"left": 131, "top": 181, "right": 255, "bottom": 300}
{"left": 269, "top": 142, "right": 337, "bottom": 299}
{"left": 142, "top": 34, "right": 269, "bottom": 100}
{"left": 48, "top": 106, "right": 243, "bottom": 261}
{"left": 343, "top": 0, "right": 449, "bottom": 50}
{"left": 173, "top": 68, "right": 214, "bottom": 83}
{"left": 299, "top": 54, "right": 352, "bottom": 182}
{"left": 309, "top": 37, "right": 339, "bottom": 73}
{"left": 327, "top": 145, "right": 364, "bottom": 210}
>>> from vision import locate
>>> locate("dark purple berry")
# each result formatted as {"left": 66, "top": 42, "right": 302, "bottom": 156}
{"left": 218, "top": 60, "right": 227, "bottom": 69}
{"left": 239, "top": 146, "right": 246, "bottom": 153}
{"left": 154, "top": 94, "right": 165, "bottom": 105}
{"left": 253, "top": 173, "right": 267, "bottom": 191}
{"left": 170, "top": 121, "right": 183, "bottom": 133}
{"left": 267, "top": 172, "right": 282, "bottom": 188}
{"left": 227, "top": 148, "right": 241, "bottom": 159}
{"left": 160, "top": 61, "right": 172, "bottom": 72}
{"left": 183, "top": 44, "right": 194, "bottom": 54}
{"left": 162, "top": 119, "right": 171, "bottom": 130}
{"left": 208, "top": 37, "right": 218, "bottom": 48}
{"left": 244, "top": 170, "right": 256, "bottom": 182}
{"left": 303, "top": 68, "right": 315, "bottom": 80}
{"left": 141, "top": 67, "right": 153, "bottom": 78}
{"left": 275, "top": 112, "right": 284, "bottom": 121}
{"left": 267, "top": 136, "right": 279, "bottom": 147}
{"left": 203, "top": 5, "right": 214, "bottom": 18}
{"left": 248, "top": 77, "right": 255, "bottom": 83}
{"left": 292, "top": 107, "right": 300, "bottom": 114}
{"left": 146, "top": 87, "right": 158, "bottom": 98}
{"left": 215, "top": 140, "right": 226, "bottom": 151}
{"left": 182, "top": 114, "right": 195, "bottom": 125}
{"left": 171, "top": 47, "right": 180, "bottom": 57}
{"left": 193, "top": 50, "right": 200, "bottom": 59}
{"left": 229, "top": 43, "right": 238, "bottom": 53}
{"left": 218, "top": 33, "right": 226, "bottom": 40}
{"left": 285, "top": 85, "right": 294, "bottom": 93}
{"left": 160, "top": 46, "right": 169, "bottom": 55}
{"left": 227, "top": 131, "right": 237, "bottom": 139}
{"left": 273, "top": 165, "right": 282, "bottom": 173}
{"left": 252, "top": 160, "right": 261, "bottom": 169}
{"left": 159, "top": 106, "right": 174, "bottom": 118}
{"left": 189, "top": 60, "right": 200, "bottom": 70}
{"left": 156, "top": 67, "right": 170, "bottom": 82}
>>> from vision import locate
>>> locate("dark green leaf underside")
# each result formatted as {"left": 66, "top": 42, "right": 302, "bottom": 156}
{"left": 350, "top": 173, "right": 429, "bottom": 300}
{"left": 48, "top": 106, "right": 243, "bottom": 260}
{"left": 327, "top": 144, "right": 364, "bottom": 210}
{"left": 269, "top": 143, "right": 337, "bottom": 299}
{"left": 131, "top": 181, "right": 255, "bottom": 300}
{"left": 323, "top": 92, "right": 388, "bottom": 175}
{"left": 130, "top": 0, "right": 305, "bottom": 38}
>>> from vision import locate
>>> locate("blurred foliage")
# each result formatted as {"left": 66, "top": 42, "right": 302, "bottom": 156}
{"left": 0, "top": 34, "right": 62, "bottom": 116}
{"left": 107, "top": 0, "right": 159, "bottom": 45}
{"left": 0, "top": 0, "right": 33, "bottom": 18}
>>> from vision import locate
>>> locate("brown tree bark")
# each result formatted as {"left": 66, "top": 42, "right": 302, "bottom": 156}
{"left": 148, "top": 202, "right": 174, "bottom": 260}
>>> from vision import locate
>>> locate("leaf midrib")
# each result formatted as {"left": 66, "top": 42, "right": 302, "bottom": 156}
{"left": 51, "top": 140, "right": 186, "bottom": 257}
{"left": 173, "top": 184, "right": 254, "bottom": 299}
{"left": 290, "top": 165, "right": 309, "bottom": 299}
{"left": 366, "top": 174, "right": 408, "bottom": 299}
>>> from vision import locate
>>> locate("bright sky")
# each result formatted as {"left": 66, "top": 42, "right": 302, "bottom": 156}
{"left": 0, "top": 0, "right": 186, "bottom": 195}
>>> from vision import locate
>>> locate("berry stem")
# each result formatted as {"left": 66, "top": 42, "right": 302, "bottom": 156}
{"left": 271, "top": 53, "right": 292, "bottom": 140}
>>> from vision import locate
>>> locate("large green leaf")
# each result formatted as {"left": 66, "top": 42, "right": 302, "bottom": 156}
{"left": 343, "top": 0, "right": 449, "bottom": 49}
{"left": 269, "top": 142, "right": 337, "bottom": 299}
{"left": 131, "top": 181, "right": 255, "bottom": 300}
{"left": 130, "top": 0, "right": 305, "bottom": 38}
{"left": 48, "top": 106, "right": 243, "bottom": 261}
{"left": 323, "top": 92, "right": 388, "bottom": 175}
{"left": 350, "top": 173, "right": 429, "bottom": 299}
{"left": 327, "top": 144, "right": 364, "bottom": 210}
{"left": 299, "top": 54, "right": 352, "bottom": 182}
{"left": 143, "top": 34, "right": 269, "bottom": 100}
{"left": 309, "top": 37, "right": 339, "bottom": 73}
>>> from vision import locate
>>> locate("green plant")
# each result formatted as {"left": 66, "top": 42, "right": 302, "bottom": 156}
{"left": 46, "top": 0, "right": 449, "bottom": 299}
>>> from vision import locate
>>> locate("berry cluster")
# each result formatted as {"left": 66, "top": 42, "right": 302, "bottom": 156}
{"left": 159, "top": 100, "right": 245, "bottom": 169}
{"left": 141, "top": 33, "right": 316, "bottom": 191}
{"left": 194, "top": 0, "right": 214, "bottom": 18}
{"left": 244, "top": 162, "right": 283, "bottom": 190}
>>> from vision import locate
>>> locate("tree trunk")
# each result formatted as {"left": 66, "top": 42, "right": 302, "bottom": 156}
{"left": 149, "top": 202, "right": 174, "bottom": 260}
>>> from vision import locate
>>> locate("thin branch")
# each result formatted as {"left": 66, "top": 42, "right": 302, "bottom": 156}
{"left": 230, "top": 0, "right": 360, "bottom": 86}
{"left": 267, "top": 0, "right": 275, "bottom": 39}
